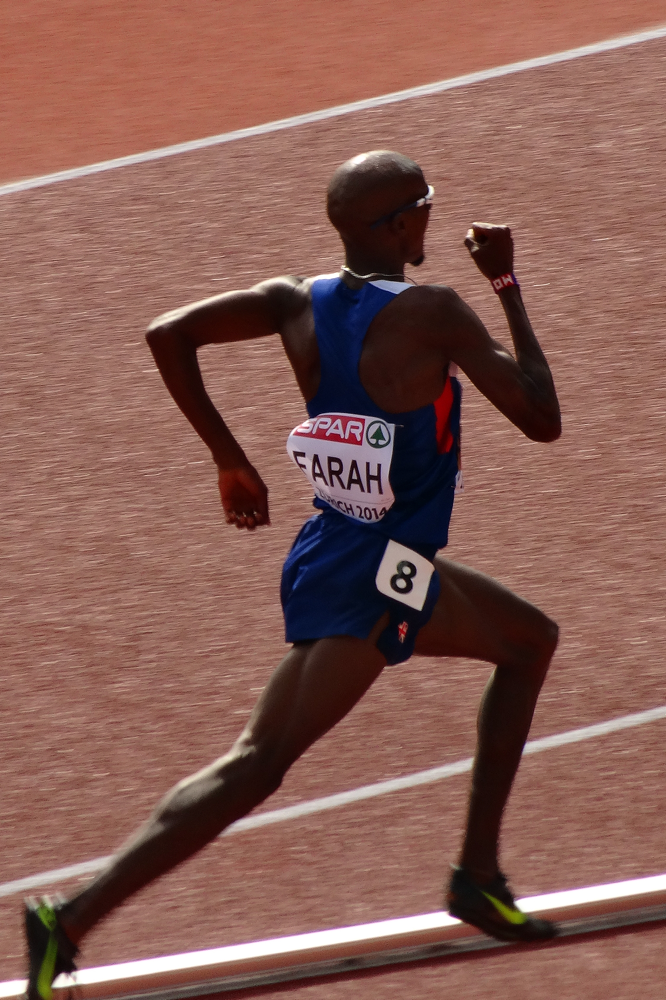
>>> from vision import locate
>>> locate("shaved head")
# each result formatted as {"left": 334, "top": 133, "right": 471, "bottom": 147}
{"left": 327, "top": 151, "right": 425, "bottom": 235}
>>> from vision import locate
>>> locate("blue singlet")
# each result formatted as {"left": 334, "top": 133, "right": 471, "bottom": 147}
{"left": 281, "top": 276, "right": 462, "bottom": 664}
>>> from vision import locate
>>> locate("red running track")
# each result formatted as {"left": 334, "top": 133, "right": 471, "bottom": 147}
{"left": 1, "top": 12, "right": 665, "bottom": 1000}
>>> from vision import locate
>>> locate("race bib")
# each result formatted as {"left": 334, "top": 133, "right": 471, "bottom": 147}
{"left": 287, "top": 412, "right": 396, "bottom": 523}
{"left": 375, "top": 539, "right": 434, "bottom": 611}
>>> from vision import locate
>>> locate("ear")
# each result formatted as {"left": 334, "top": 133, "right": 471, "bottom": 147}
{"left": 387, "top": 214, "right": 408, "bottom": 236}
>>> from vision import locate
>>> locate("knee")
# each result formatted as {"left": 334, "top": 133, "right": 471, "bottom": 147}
{"left": 220, "top": 739, "right": 288, "bottom": 800}
{"left": 539, "top": 614, "right": 559, "bottom": 660}
{"left": 246, "top": 744, "right": 288, "bottom": 799}
{"left": 160, "top": 742, "right": 287, "bottom": 823}
{"left": 529, "top": 613, "right": 559, "bottom": 674}
{"left": 507, "top": 613, "right": 559, "bottom": 677}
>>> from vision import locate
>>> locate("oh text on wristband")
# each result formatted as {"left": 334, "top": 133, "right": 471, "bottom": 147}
{"left": 491, "top": 273, "right": 519, "bottom": 293}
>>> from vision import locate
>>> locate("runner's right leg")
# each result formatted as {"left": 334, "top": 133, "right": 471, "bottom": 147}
{"left": 54, "top": 631, "right": 386, "bottom": 947}
{"left": 414, "top": 557, "right": 559, "bottom": 941}
{"left": 414, "top": 558, "right": 559, "bottom": 883}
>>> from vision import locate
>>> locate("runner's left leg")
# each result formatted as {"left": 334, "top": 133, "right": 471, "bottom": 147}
{"left": 56, "top": 630, "right": 387, "bottom": 946}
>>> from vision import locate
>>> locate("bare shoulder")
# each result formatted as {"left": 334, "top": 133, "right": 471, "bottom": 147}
{"left": 251, "top": 274, "right": 313, "bottom": 330}
{"left": 384, "top": 282, "right": 472, "bottom": 342}
{"left": 375, "top": 281, "right": 504, "bottom": 377}
{"left": 147, "top": 274, "right": 317, "bottom": 349}
{"left": 390, "top": 282, "right": 466, "bottom": 316}
{"left": 427, "top": 282, "right": 470, "bottom": 311}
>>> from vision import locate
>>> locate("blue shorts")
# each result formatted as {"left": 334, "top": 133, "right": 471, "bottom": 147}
{"left": 280, "top": 512, "right": 441, "bottom": 665}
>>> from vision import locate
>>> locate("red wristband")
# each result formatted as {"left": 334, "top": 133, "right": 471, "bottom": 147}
{"left": 491, "top": 273, "right": 519, "bottom": 293}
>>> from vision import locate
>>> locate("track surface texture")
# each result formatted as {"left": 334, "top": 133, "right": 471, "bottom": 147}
{"left": 2, "top": 2, "right": 665, "bottom": 183}
{"left": 1, "top": 6, "right": 666, "bottom": 1000}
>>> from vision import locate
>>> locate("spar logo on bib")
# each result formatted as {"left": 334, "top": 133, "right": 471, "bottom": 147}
{"left": 287, "top": 412, "right": 396, "bottom": 523}
{"left": 365, "top": 420, "right": 392, "bottom": 449}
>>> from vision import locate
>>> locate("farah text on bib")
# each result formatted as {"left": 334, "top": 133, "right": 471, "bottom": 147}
{"left": 287, "top": 412, "right": 396, "bottom": 523}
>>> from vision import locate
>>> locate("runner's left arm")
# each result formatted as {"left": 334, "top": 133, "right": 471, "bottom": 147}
{"left": 146, "top": 277, "right": 303, "bottom": 530}
{"left": 440, "top": 224, "right": 561, "bottom": 442}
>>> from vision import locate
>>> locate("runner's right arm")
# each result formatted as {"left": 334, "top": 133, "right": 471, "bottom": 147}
{"left": 146, "top": 276, "right": 304, "bottom": 530}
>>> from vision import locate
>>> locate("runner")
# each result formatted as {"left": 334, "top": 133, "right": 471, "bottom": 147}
{"left": 24, "top": 150, "right": 562, "bottom": 997}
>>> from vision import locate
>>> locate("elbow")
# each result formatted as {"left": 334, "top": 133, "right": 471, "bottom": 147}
{"left": 526, "top": 414, "right": 562, "bottom": 443}
{"left": 146, "top": 321, "right": 163, "bottom": 353}
{"left": 146, "top": 312, "right": 171, "bottom": 348}
{"left": 536, "top": 425, "right": 562, "bottom": 444}
{"left": 522, "top": 393, "right": 562, "bottom": 442}
{"left": 145, "top": 311, "right": 190, "bottom": 355}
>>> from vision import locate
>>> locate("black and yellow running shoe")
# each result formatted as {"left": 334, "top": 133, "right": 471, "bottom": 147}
{"left": 24, "top": 897, "right": 78, "bottom": 1000}
{"left": 446, "top": 866, "right": 558, "bottom": 943}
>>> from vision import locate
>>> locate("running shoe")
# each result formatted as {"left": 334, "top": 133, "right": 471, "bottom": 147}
{"left": 446, "top": 866, "right": 557, "bottom": 942}
{"left": 24, "top": 897, "right": 78, "bottom": 1000}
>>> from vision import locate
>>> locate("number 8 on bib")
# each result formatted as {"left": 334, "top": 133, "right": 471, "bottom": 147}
{"left": 375, "top": 540, "right": 435, "bottom": 611}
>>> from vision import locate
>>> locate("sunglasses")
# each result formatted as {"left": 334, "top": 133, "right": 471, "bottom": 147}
{"left": 370, "top": 184, "right": 435, "bottom": 229}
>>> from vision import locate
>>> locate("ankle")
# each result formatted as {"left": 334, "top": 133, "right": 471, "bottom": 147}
{"left": 457, "top": 861, "right": 500, "bottom": 886}
{"left": 54, "top": 900, "right": 83, "bottom": 948}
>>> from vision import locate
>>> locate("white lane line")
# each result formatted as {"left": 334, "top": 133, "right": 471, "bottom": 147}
{"left": 2, "top": 873, "right": 666, "bottom": 998}
{"left": 1, "top": 704, "right": 664, "bottom": 901}
{"left": 1, "top": 24, "right": 665, "bottom": 200}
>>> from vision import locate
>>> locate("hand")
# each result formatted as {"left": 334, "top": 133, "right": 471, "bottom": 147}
{"left": 464, "top": 223, "right": 514, "bottom": 281}
{"left": 217, "top": 463, "right": 270, "bottom": 531}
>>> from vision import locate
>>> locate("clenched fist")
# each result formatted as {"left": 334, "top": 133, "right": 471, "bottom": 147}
{"left": 464, "top": 223, "right": 514, "bottom": 283}
{"left": 218, "top": 463, "right": 270, "bottom": 531}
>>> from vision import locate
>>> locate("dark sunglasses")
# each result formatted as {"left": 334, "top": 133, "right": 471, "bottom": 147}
{"left": 369, "top": 185, "right": 434, "bottom": 229}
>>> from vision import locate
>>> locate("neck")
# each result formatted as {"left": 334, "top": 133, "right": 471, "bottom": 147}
{"left": 340, "top": 265, "right": 410, "bottom": 283}
{"left": 342, "top": 247, "right": 407, "bottom": 279}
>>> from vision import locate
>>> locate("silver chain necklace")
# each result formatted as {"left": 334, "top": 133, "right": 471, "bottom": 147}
{"left": 340, "top": 265, "right": 416, "bottom": 285}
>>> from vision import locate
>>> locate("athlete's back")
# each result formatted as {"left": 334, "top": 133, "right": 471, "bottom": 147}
{"left": 287, "top": 275, "right": 462, "bottom": 549}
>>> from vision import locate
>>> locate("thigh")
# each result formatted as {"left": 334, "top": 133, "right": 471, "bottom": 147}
{"left": 281, "top": 514, "right": 392, "bottom": 647}
{"left": 414, "top": 557, "right": 554, "bottom": 665}
{"left": 236, "top": 625, "right": 387, "bottom": 773}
